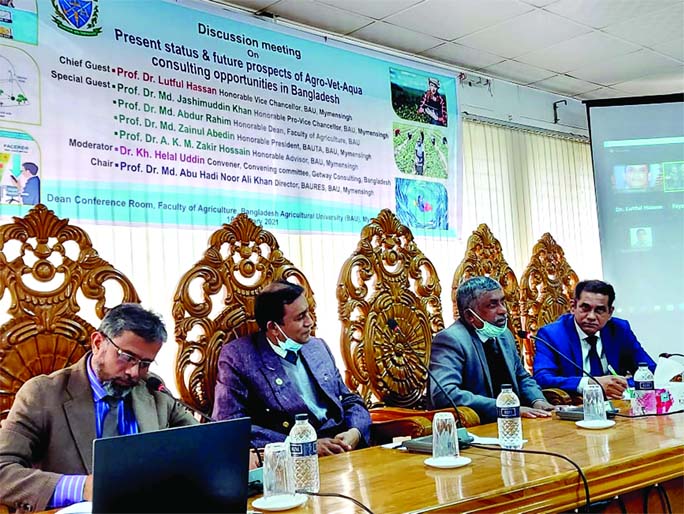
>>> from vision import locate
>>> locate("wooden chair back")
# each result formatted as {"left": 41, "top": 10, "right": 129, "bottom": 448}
{"left": 451, "top": 223, "right": 523, "bottom": 354}
{"left": 337, "top": 209, "right": 444, "bottom": 409}
{"left": 0, "top": 205, "right": 140, "bottom": 418}
{"left": 173, "top": 214, "right": 315, "bottom": 416}
{"left": 519, "top": 232, "right": 578, "bottom": 370}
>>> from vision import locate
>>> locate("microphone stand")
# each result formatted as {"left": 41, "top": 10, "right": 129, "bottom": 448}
{"left": 518, "top": 331, "right": 608, "bottom": 400}
{"left": 387, "top": 319, "right": 473, "bottom": 447}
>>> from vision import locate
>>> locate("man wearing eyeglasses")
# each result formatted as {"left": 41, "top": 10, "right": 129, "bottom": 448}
{"left": 533, "top": 280, "right": 655, "bottom": 399}
{"left": 0, "top": 303, "right": 196, "bottom": 513}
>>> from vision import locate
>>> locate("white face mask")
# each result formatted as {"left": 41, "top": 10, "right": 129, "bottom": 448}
{"left": 468, "top": 309, "right": 508, "bottom": 339}
{"left": 275, "top": 324, "right": 303, "bottom": 353}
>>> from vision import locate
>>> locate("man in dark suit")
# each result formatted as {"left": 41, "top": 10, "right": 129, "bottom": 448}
{"left": 213, "top": 281, "right": 371, "bottom": 455}
{"left": 429, "top": 276, "right": 554, "bottom": 424}
{"left": 534, "top": 280, "right": 655, "bottom": 399}
{"left": 0, "top": 304, "right": 196, "bottom": 513}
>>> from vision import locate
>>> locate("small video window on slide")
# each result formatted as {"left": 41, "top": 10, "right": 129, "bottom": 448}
{"left": 390, "top": 68, "right": 447, "bottom": 127}
{"left": 611, "top": 164, "right": 662, "bottom": 192}
{"left": 662, "top": 161, "right": 684, "bottom": 192}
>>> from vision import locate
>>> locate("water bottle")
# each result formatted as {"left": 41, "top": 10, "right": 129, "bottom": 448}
{"left": 633, "top": 363, "right": 656, "bottom": 415}
{"left": 288, "top": 413, "right": 319, "bottom": 493}
{"left": 497, "top": 384, "right": 523, "bottom": 450}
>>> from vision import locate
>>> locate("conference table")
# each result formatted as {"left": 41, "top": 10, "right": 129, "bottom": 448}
{"left": 251, "top": 409, "right": 684, "bottom": 513}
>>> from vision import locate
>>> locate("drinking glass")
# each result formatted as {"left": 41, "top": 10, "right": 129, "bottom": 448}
{"left": 432, "top": 412, "right": 459, "bottom": 459}
{"left": 583, "top": 383, "right": 607, "bottom": 422}
{"left": 262, "top": 442, "right": 295, "bottom": 499}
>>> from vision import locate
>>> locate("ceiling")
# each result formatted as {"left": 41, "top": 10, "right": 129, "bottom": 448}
{"left": 212, "top": 0, "right": 684, "bottom": 101}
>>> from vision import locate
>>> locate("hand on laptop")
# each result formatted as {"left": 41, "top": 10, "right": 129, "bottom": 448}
{"left": 84, "top": 474, "right": 93, "bottom": 501}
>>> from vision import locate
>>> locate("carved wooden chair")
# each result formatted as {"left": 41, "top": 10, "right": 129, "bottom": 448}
{"left": 520, "top": 233, "right": 579, "bottom": 403}
{"left": 452, "top": 224, "right": 570, "bottom": 405}
{"left": 451, "top": 223, "right": 523, "bottom": 353}
{"left": 0, "top": 205, "right": 140, "bottom": 419}
{"left": 173, "top": 213, "right": 316, "bottom": 417}
{"left": 337, "top": 209, "right": 479, "bottom": 443}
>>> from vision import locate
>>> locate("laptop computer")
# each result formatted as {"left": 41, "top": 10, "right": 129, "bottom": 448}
{"left": 92, "top": 418, "right": 250, "bottom": 514}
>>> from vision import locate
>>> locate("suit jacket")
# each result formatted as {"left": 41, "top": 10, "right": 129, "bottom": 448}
{"left": 0, "top": 354, "right": 196, "bottom": 513}
{"left": 428, "top": 320, "right": 545, "bottom": 424}
{"left": 212, "top": 333, "right": 371, "bottom": 449}
{"left": 533, "top": 313, "right": 656, "bottom": 392}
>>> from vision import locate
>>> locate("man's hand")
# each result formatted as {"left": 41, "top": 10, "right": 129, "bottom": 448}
{"left": 317, "top": 437, "right": 351, "bottom": 456}
{"left": 520, "top": 406, "right": 553, "bottom": 418}
{"left": 334, "top": 428, "right": 361, "bottom": 450}
{"left": 83, "top": 475, "right": 93, "bottom": 501}
{"left": 531, "top": 399, "right": 556, "bottom": 412}
{"left": 595, "top": 375, "right": 628, "bottom": 399}
{"left": 248, "top": 449, "right": 261, "bottom": 470}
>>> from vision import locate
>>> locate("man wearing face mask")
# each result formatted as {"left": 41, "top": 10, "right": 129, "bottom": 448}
{"left": 212, "top": 281, "right": 371, "bottom": 455}
{"left": 0, "top": 304, "right": 196, "bottom": 513}
{"left": 429, "top": 276, "right": 554, "bottom": 423}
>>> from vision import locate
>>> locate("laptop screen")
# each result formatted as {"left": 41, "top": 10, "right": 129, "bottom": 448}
{"left": 92, "top": 418, "right": 250, "bottom": 513}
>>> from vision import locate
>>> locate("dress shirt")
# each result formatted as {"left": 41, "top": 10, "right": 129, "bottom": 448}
{"left": 574, "top": 320, "right": 608, "bottom": 394}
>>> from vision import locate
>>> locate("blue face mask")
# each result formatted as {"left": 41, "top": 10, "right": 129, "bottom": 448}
{"left": 468, "top": 309, "right": 508, "bottom": 339}
{"left": 275, "top": 324, "right": 303, "bottom": 353}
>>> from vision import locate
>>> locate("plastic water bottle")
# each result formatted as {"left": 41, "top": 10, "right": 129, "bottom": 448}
{"left": 289, "top": 413, "right": 319, "bottom": 493}
{"left": 633, "top": 363, "right": 656, "bottom": 415}
{"left": 497, "top": 384, "right": 523, "bottom": 450}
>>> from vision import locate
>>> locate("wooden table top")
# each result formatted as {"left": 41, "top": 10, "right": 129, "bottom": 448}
{"left": 251, "top": 411, "right": 684, "bottom": 513}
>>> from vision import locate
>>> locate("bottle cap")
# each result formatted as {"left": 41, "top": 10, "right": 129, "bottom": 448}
{"left": 501, "top": 384, "right": 512, "bottom": 390}
{"left": 638, "top": 362, "right": 648, "bottom": 366}
{"left": 295, "top": 413, "right": 308, "bottom": 421}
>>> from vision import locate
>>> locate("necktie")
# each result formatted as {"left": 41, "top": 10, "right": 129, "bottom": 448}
{"left": 102, "top": 396, "right": 121, "bottom": 438}
{"left": 586, "top": 335, "right": 604, "bottom": 376}
{"left": 482, "top": 338, "right": 510, "bottom": 397}
{"left": 284, "top": 350, "right": 298, "bottom": 364}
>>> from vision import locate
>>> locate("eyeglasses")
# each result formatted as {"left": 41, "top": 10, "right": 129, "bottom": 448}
{"left": 103, "top": 334, "right": 155, "bottom": 370}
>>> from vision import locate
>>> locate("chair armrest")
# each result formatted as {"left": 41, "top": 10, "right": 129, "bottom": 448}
{"left": 543, "top": 387, "right": 573, "bottom": 405}
{"left": 370, "top": 415, "right": 433, "bottom": 445}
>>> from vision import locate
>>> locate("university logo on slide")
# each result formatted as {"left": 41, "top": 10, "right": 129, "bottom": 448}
{"left": 51, "top": 0, "right": 102, "bottom": 36}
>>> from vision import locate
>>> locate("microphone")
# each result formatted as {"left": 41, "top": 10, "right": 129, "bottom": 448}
{"left": 387, "top": 318, "right": 470, "bottom": 438}
{"left": 146, "top": 377, "right": 264, "bottom": 470}
{"left": 146, "top": 377, "right": 215, "bottom": 423}
{"left": 517, "top": 330, "right": 608, "bottom": 400}
{"left": 659, "top": 352, "right": 684, "bottom": 359}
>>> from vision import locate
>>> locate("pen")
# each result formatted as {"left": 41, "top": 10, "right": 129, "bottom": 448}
{"left": 607, "top": 364, "right": 619, "bottom": 376}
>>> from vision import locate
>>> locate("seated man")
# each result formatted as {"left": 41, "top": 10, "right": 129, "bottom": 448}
{"left": 213, "top": 281, "right": 371, "bottom": 455}
{"left": 534, "top": 280, "right": 655, "bottom": 399}
{"left": 0, "top": 304, "right": 197, "bottom": 513}
{"left": 429, "top": 276, "right": 554, "bottom": 423}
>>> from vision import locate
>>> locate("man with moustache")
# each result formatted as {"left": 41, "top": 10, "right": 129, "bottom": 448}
{"left": 213, "top": 281, "right": 371, "bottom": 455}
{"left": 534, "top": 280, "right": 655, "bottom": 399}
{"left": 0, "top": 304, "right": 196, "bottom": 513}
{"left": 429, "top": 276, "right": 554, "bottom": 423}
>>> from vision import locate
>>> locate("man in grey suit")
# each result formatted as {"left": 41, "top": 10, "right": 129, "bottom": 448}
{"left": 212, "top": 281, "right": 371, "bottom": 455}
{"left": 429, "top": 276, "right": 555, "bottom": 424}
{"left": 0, "top": 304, "right": 196, "bottom": 513}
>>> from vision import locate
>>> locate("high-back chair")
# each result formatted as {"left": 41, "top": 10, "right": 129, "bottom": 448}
{"left": 337, "top": 209, "right": 479, "bottom": 441}
{"left": 453, "top": 224, "right": 571, "bottom": 405}
{"left": 520, "top": 232, "right": 579, "bottom": 389}
{"left": 173, "top": 213, "right": 315, "bottom": 417}
{"left": 451, "top": 223, "right": 523, "bottom": 354}
{"left": 0, "top": 205, "right": 140, "bottom": 418}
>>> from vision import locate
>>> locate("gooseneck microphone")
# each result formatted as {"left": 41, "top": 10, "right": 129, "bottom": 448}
{"left": 146, "top": 377, "right": 264, "bottom": 468}
{"left": 146, "top": 377, "right": 215, "bottom": 422}
{"left": 387, "top": 318, "right": 466, "bottom": 430}
{"left": 517, "top": 330, "right": 608, "bottom": 400}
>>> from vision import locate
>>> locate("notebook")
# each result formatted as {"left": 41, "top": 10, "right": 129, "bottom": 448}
{"left": 92, "top": 418, "right": 250, "bottom": 513}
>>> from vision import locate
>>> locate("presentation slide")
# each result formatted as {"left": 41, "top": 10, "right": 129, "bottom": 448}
{"left": 0, "top": 0, "right": 461, "bottom": 237}
{"left": 587, "top": 95, "right": 684, "bottom": 356}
